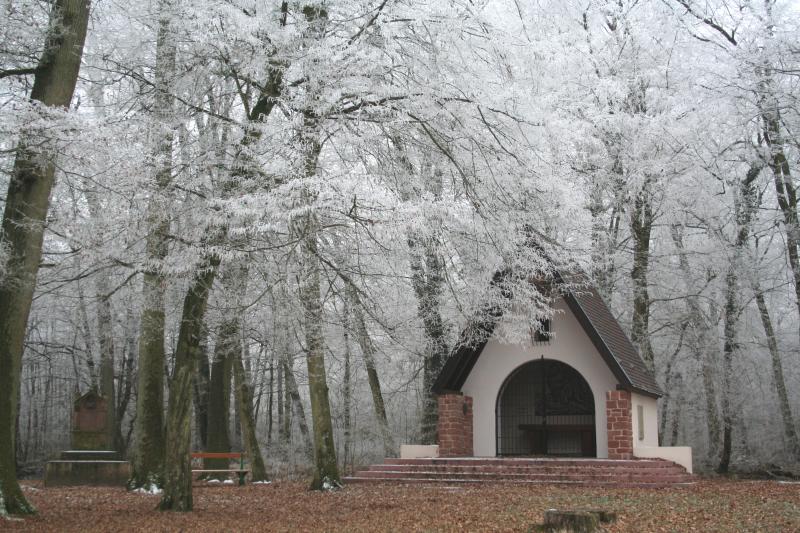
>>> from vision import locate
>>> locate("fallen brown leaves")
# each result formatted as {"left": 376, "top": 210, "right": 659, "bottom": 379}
{"left": 2, "top": 479, "right": 798, "bottom": 532}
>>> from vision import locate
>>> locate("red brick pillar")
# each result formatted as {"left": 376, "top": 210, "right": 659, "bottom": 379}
{"left": 437, "top": 393, "right": 474, "bottom": 457}
{"left": 606, "top": 390, "right": 633, "bottom": 459}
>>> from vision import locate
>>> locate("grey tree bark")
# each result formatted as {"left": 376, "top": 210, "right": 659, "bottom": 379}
{"left": 341, "top": 297, "right": 353, "bottom": 472}
{"left": 0, "top": 0, "right": 90, "bottom": 516}
{"left": 752, "top": 279, "right": 800, "bottom": 461}
{"left": 630, "top": 178, "right": 655, "bottom": 370}
{"left": 346, "top": 284, "right": 395, "bottom": 457}
{"left": 232, "top": 345, "right": 269, "bottom": 481}
{"left": 718, "top": 163, "right": 761, "bottom": 473}
{"left": 159, "top": 258, "right": 219, "bottom": 511}
{"left": 130, "top": 0, "right": 177, "bottom": 489}
{"left": 204, "top": 325, "right": 232, "bottom": 476}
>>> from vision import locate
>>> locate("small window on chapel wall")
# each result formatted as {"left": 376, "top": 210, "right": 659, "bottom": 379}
{"left": 532, "top": 318, "right": 552, "bottom": 343}
{"left": 531, "top": 278, "right": 554, "bottom": 344}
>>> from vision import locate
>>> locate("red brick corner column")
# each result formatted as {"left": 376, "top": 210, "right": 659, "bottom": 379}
{"left": 437, "top": 393, "right": 474, "bottom": 457}
{"left": 606, "top": 390, "right": 633, "bottom": 460}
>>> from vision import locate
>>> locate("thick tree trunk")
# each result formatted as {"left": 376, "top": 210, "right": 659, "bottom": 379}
{"left": 192, "top": 333, "right": 210, "bottom": 451}
{"left": 717, "top": 267, "right": 738, "bottom": 473}
{"left": 347, "top": 285, "right": 395, "bottom": 457}
{"left": 204, "top": 325, "right": 232, "bottom": 476}
{"left": 630, "top": 182, "right": 654, "bottom": 370}
{"left": 159, "top": 259, "right": 218, "bottom": 511}
{"left": 389, "top": 136, "right": 449, "bottom": 445}
{"left": 410, "top": 233, "right": 449, "bottom": 445}
{"left": 295, "top": 101, "right": 339, "bottom": 488}
{"left": 0, "top": 0, "right": 89, "bottom": 516}
{"left": 130, "top": 0, "right": 177, "bottom": 489}
{"left": 299, "top": 229, "right": 340, "bottom": 489}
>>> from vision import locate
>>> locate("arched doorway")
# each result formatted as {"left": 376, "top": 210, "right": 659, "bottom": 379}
{"left": 496, "top": 359, "right": 596, "bottom": 457}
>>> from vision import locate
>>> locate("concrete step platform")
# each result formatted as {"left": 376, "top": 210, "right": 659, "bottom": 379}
{"left": 45, "top": 458, "right": 130, "bottom": 487}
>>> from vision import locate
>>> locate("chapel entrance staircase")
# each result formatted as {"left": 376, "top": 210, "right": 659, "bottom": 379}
{"left": 343, "top": 457, "right": 693, "bottom": 488}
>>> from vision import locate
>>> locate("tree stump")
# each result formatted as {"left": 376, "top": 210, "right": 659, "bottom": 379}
{"left": 543, "top": 510, "right": 600, "bottom": 532}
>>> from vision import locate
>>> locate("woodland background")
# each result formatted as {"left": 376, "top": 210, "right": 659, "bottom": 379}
{"left": 1, "top": 0, "right": 799, "bottom": 503}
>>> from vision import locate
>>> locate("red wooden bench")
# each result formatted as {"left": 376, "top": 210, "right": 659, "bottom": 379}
{"left": 190, "top": 452, "right": 249, "bottom": 486}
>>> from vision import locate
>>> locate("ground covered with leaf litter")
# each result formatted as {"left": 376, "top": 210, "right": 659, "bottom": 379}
{"left": 3, "top": 479, "right": 798, "bottom": 532}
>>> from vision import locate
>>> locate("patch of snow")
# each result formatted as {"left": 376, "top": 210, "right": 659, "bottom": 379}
{"left": 222, "top": 479, "right": 234, "bottom": 485}
{"left": 132, "top": 483, "right": 162, "bottom": 495}
{"left": 777, "top": 481, "right": 800, "bottom": 484}
{"left": 252, "top": 481, "right": 272, "bottom": 485}
{"left": 21, "top": 485, "right": 39, "bottom": 492}
{"left": 206, "top": 479, "right": 221, "bottom": 484}
{"left": 321, "top": 477, "right": 343, "bottom": 491}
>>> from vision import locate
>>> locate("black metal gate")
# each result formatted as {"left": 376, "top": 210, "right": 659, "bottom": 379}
{"left": 496, "top": 359, "right": 596, "bottom": 457}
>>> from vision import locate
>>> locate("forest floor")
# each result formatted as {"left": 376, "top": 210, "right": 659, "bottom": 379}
{"left": 1, "top": 478, "right": 798, "bottom": 532}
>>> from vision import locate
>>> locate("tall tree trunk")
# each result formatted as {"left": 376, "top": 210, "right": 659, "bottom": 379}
{"left": 115, "top": 311, "right": 136, "bottom": 454}
{"left": 282, "top": 355, "right": 312, "bottom": 458}
{"left": 671, "top": 225, "right": 722, "bottom": 458}
{"left": 756, "top": 12, "right": 800, "bottom": 343}
{"left": 204, "top": 325, "right": 232, "bottom": 475}
{"left": 717, "top": 163, "right": 761, "bottom": 473}
{"left": 86, "top": 85, "right": 117, "bottom": 448}
{"left": 77, "top": 282, "right": 98, "bottom": 389}
{"left": 717, "top": 266, "right": 739, "bottom": 473}
{"left": 294, "top": 5, "right": 339, "bottom": 489}
{"left": 341, "top": 298, "right": 353, "bottom": 473}
{"left": 753, "top": 281, "right": 800, "bottom": 460}
{"left": 410, "top": 233, "right": 449, "bottom": 444}
{"left": 232, "top": 347, "right": 269, "bottom": 481}
{"left": 216, "top": 261, "right": 268, "bottom": 481}
{"left": 159, "top": 258, "right": 218, "bottom": 511}
{"left": 388, "top": 136, "right": 449, "bottom": 445}
{"left": 130, "top": 0, "right": 177, "bottom": 489}
{"left": 266, "top": 358, "right": 274, "bottom": 445}
{"left": 277, "top": 355, "right": 286, "bottom": 445}
{"left": 192, "top": 333, "right": 210, "bottom": 451}
{"left": 95, "top": 276, "right": 117, "bottom": 450}
{"left": 0, "top": 0, "right": 89, "bottom": 516}
{"left": 346, "top": 284, "right": 395, "bottom": 457}
{"left": 630, "top": 181, "right": 654, "bottom": 369}
{"left": 299, "top": 225, "right": 340, "bottom": 489}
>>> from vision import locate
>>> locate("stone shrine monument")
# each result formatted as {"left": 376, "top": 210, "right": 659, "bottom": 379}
{"left": 44, "top": 390, "right": 130, "bottom": 486}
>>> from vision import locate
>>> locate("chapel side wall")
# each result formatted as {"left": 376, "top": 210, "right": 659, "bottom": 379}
{"left": 631, "top": 392, "right": 659, "bottom": 448}
{"left": 460, "top": 297, "right": 619, "bottom": 458}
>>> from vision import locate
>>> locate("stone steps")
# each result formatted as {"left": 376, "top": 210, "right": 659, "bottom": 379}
{"left": 344, "top": 476, "right": 692, "bottom": 488}
{"left": 368, "top": 464, "right": 686, "bottom": 475}
{"left": 344, "top": 457, "right": 693, "bottom": 488}
{"left": 355, "top": 470, "right": 691, "bottom": 483}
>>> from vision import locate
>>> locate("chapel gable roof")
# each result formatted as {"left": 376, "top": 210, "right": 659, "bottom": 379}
{"left": 432, "top": 267, "right": 663, "bottom": 398}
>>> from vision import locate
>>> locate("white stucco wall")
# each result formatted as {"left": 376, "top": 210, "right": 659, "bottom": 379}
{"left": 460, "top": 297, "right": 620, "bottom": 458}
{"left": 631, "top": 392, "right": 659, "bottom": 448}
